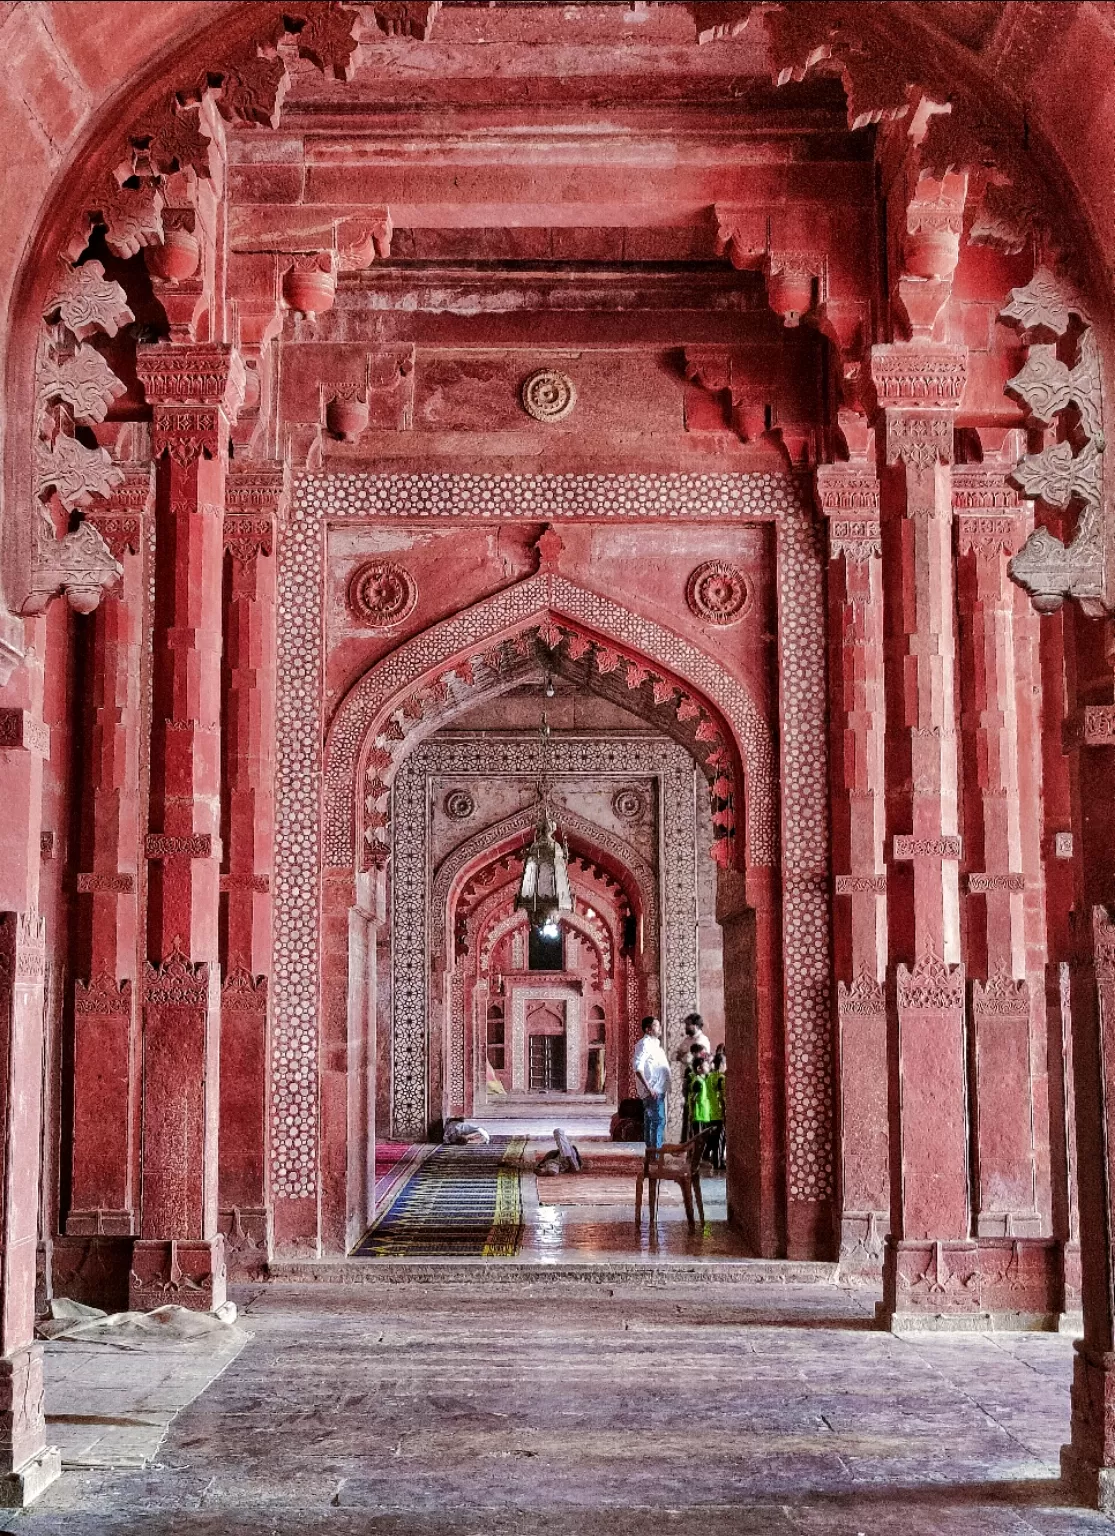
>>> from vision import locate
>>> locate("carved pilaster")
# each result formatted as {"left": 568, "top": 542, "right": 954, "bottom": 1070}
{"left": 818, "top": 460, "right": 889, "bottom": 1270}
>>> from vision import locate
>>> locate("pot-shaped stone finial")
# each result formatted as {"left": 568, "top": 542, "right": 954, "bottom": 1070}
{"left": 144, "top": 227, "right": 200, "bottom": 284}
{"left": 283, "top": 256, "right": 337, "bottom": 317}
{"left": 326, "top": 391, "right": 370, "bottom": 442}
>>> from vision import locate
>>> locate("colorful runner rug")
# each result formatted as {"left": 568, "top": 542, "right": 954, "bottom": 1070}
{"left": 356, "top": 1138, "right": 527, "bottom": 1258}
{"left": 373, "top": 1141, "right": 434, "bottom": 1212}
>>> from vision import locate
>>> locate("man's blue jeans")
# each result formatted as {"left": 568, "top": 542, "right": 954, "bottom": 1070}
{"left": 643, "top": 1094, "right": 667, "bottom": 1150}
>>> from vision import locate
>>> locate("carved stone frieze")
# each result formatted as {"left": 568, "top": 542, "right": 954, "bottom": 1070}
{"left": 223, "top": 515, "right": 275, "bottom": 563}
{"left": 897, "top": 954, "right": 965, "bottom": 1013}
{"left": 1083, "top": 707, "right": 1115, "bottom": 747}
{"left": 144, "top": 834, "right": 214, "bottom": 860}
{"left": 221, "top": 967, "right": 268, "bottom": 1013}
{"left": 972, "top": 974, "right": 1031, "bottom": 1018}
{"left": 815, "top": 465, "right": 879, "bottom": 518}
{"left": 837, "top": 972, "right": 886, "bottom": 1015}
{"left": 869, "top": 345, "right": 968, "bottom": 411}
{"left": 966, "top": 872, "right": 1026, "bottom": 893}
{"left": 76, "top": 873, "right": 135, "bottom": 893}
{"left": 893, "top": 835, "right": 962, "bottom": 860}
{"left": 834, "top": 874, "right": 886, "bottom": 894}
{"left": 0, "top": 708, "right": 50, "bottom": 756}
{"left": 828, "top": 520, "right": 882, "bottom": 562}
{"left": 74, "top": 974, "right": 132, "bottom": 1017}
{"left": 142, "top": 939, "right": 211, "bottom": 1009}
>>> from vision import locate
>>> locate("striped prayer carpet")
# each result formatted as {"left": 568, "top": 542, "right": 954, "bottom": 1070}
{"left": 355, "top": 1138, "right": 527, "bottom": 1258}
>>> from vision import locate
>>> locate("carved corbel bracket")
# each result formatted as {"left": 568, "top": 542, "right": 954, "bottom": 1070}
{"left": 999, "top": 270, "right": 1108, "bottom": 615}
{"left": 21, "top": 512, "right": 123, "bottom": 617}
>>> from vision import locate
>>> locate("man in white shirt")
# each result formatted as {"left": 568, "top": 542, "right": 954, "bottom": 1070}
{"left": 674, "top": 1012, "right": 711, "bottom": 1064}
{"left": 632, "top": 1015, "right": 671, "bottom": 1150}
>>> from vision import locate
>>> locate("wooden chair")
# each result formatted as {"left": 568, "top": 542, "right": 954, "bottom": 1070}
{"left": 635, "top": 1131, "right": 708, "bottom": 1230}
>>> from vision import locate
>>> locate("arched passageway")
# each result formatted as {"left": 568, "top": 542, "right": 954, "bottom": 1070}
{"left": 6, "top": 0, "right": 1115, "bottom": 1520}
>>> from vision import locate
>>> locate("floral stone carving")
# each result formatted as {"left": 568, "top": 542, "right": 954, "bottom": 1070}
{"left": 347, "top": 559, "right": 418, "bottom": 627}
{"left": 443, "top": 789, "right": 475, "bottom": 820}
{"left": 521, "top": 370, "right": 577, "bottom": 423}
{"left": 612, "top": 786, "right": 647, "bottom": 822}
{"left": 22, "top": 512, "right": 123, "bottom": 616}
{"left": 686, "top": 560, "right": 751, "bottom": 626}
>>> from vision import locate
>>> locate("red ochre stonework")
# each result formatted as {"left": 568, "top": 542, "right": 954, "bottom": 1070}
{"left": 6, "top": 0, "right": 1115, "bottom": 1512}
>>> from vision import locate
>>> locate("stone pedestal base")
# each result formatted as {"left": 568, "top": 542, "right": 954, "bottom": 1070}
{"left": 52, "top": 1234, "right": 133, "bottom": 1312}
{"left": 1061, "top": 1446, "right": 1115, "bottom": 1516}
{"left": 838, "top": 1210, "right": 888, "bottom": 1279}
{"left": 879, "top": 1236, "right": 1064, "bottom": 1332}
{"left": 128, "top": 1237, "right": 226, "bottom": 1313}
{"left": 0, "top": 1344, "right": 49, "bottom": 1483}
{"left": 218, "top": 1205, "right": 272, "bottom": 1281}
{"left": 0, "top": 1447, "right": 61, "bottom": 1508}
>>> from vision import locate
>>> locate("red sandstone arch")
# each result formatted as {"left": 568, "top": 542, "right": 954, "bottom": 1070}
{"left": 323, "top": 572, "right": 768, "bottom": 872}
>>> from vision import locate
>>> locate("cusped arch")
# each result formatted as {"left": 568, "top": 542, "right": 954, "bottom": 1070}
{"left": 323, "top": 571, "right": 774, "bottom": 869}
{"left": 432, "top": 805, "right": 656, "bottom": 963}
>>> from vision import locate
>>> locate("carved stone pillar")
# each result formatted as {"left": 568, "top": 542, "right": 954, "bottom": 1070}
{"left": 1061, "top": 620, "right": 1115, "bottom": 1511}
{"left": 217, "top": 465, "right": 284, "bottom": 1278}
{"left": 816, "top": 462, "right": 889, "bottom": 1275}
{"left": 871, "top": 344, "right": 973, "bottom": 1326}
{"left": 718, "top": 866, "right": 783, "bottom": 1256}
{"left": 131, "top": 344, "right": 243, "bottom": 1312}
{"left": 953, "top": 465, "right": 1051, "bottom": 1250}
{"left": 66, "top": 472, "right": 152, "bottom": 1286}
{"left": 0, "top": 649, "right": 60, "bottom": 1502}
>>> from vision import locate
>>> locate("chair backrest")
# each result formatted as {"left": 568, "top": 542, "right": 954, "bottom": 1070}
{"left": 644, "top": 1130, "right": 707, "bottom": 1176}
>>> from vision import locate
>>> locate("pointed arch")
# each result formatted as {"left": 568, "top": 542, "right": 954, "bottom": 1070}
{"left": 322, "top": 571, "right": 774, "bottom": 871}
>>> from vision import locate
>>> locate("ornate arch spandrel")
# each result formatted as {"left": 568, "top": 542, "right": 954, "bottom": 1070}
{"left": 323, "top": 571, "right": 773, "bottom": 871}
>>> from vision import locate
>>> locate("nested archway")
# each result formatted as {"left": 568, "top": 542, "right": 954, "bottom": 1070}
{"left": 323, "top": 570, "right": 773, "bottom": 874}
{"left": 438, "top": 817, "right": 645, "bottom": 1120}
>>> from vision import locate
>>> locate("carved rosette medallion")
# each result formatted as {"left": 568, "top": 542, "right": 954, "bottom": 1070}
{"left": 685, "top": 561, "right": 751, "bottom": 626}
{"left": 347, "top": 559, "right": 418, "bottom": 628}
{"left": 443, "top": 789, "right": 475, "bottom": 821}
{"left": 611, "top": 786, "right": 646, "bottom": 823}
{"left": 521, "top": 370, "right": 577, "bottom": 423}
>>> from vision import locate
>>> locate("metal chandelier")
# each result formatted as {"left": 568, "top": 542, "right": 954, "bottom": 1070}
{"left": 516, "top": 678, "right": 573, "bottom": 931}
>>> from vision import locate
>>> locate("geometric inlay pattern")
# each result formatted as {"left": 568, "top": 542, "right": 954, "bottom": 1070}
{"left": 272, "top": 471, "right": 832, "bottom": 1204}
{"left": 392, "top": 737, "right": 697, "bottom": 1140}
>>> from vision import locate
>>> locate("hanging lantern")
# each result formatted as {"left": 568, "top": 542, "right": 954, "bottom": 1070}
{"left": 516, "top": 679, "right": 573, "bottom": 932}
{"left": 516, "top": 805, "right": 573, "bottom": 931}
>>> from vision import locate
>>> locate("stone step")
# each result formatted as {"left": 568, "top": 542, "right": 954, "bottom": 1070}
{"left": 264, "top": 1257, "right": 841, "bottom": 1287}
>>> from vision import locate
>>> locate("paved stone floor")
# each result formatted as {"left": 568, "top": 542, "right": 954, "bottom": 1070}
{"left": 10, "top": 1279, "right": 1115, "bottom": 1533}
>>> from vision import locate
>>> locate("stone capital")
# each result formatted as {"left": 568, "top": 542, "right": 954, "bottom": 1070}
{"left": 869, "top": 344, "right": 968, "bottom": 412}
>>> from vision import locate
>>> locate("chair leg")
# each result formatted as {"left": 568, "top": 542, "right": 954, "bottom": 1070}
{"left": 649, "top": 1176, "right": 658, "bottom": 1227}
{"left": 694, "top": 1175, "right": 705, "bottom": 1226}
{"left": 680, "top": 1179, "right": 695, "bottom": 1229}
{"left": 635, "top": 1173, "right": 643, "bottom": 1226}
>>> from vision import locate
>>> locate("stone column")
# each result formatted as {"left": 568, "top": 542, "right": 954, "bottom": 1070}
{"left": 953, "top": 465, "right": 1049, "bottom": 1241}
{"left": 1060, "top": 618, "right": 1115, "bottom": 1511}
{"left": 718, "top": 866, "right": 783, "bottom": 1256}
{"left": 870, "top": 344, "right": 972, "bottom": 1327}
{"left": 816, "top": 462, "right": 889, "bottom": 1275}
{"left": 131, "top": 343, "right": 243, "bottom": 1313}
{"left": 65, "top": 472, "right": 152, "bottom": 1297}
{"left": 0, "top": 648, "right": 61, "bottom": 1503}
{"left": 217, "top": 464, "right": 284, "bottom": 1279}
